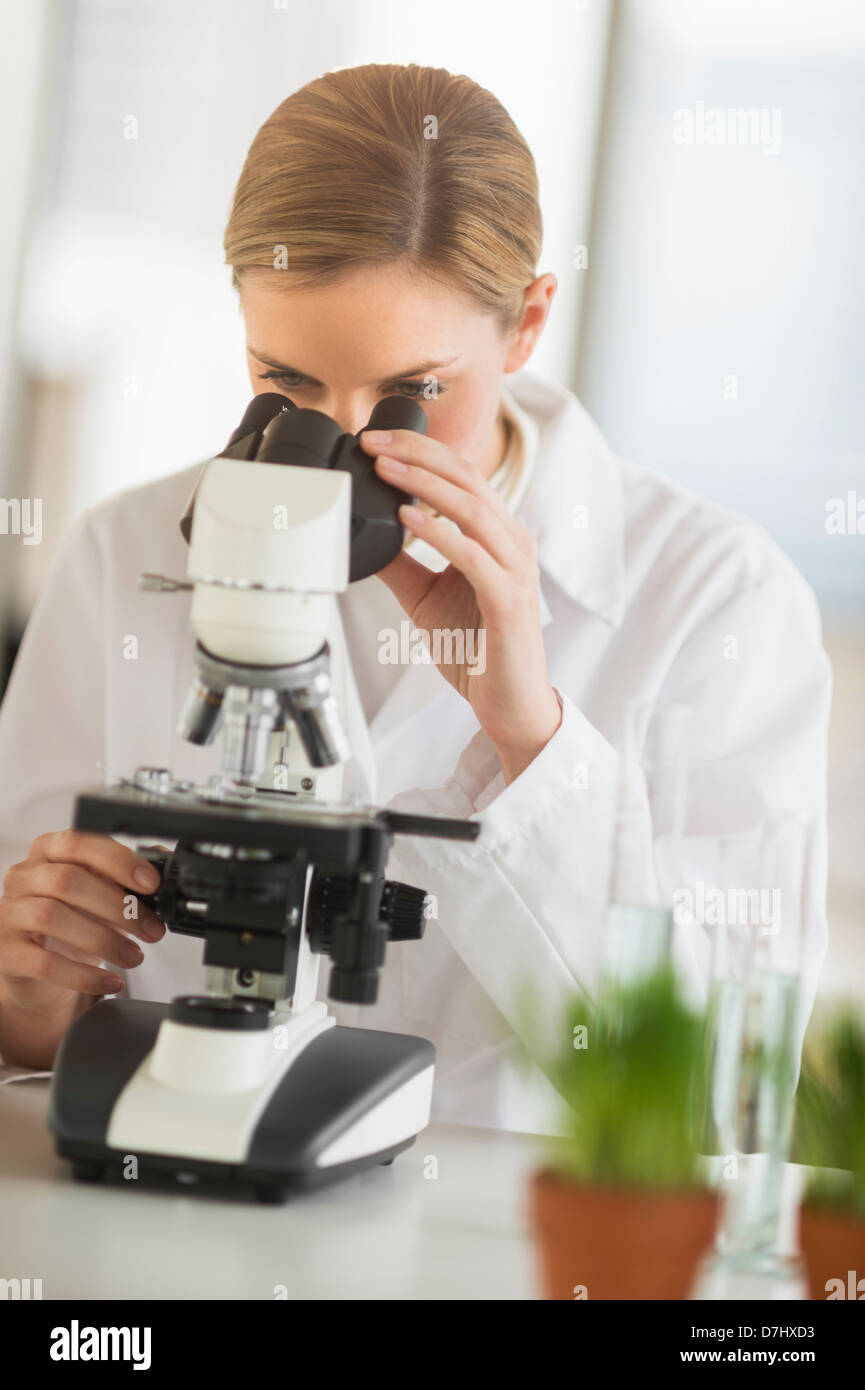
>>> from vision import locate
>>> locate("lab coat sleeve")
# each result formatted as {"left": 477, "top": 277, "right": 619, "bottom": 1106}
{"left": 384, "top": 564, "right": 831, "bottom": 1083}
{"left": 0, "top": 508, "right": 106, "bottom": 879}
{"left": 384, "top": 685, "right": 620, "bottom": 1063}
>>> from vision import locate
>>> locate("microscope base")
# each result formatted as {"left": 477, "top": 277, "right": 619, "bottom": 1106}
{"left": 48, "top": 999, "right": 435, "bottom": 1204}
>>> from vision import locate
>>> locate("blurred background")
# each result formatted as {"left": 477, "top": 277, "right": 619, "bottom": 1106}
{"left": 0, "top": 0, "right": 862, "bottom": 1004}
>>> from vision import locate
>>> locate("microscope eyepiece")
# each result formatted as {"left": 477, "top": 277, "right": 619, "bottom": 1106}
{"left": 361, "top": 395, "right": 428, "bottom": 437}
{"left": 224, "top": 391, "right": 294, "bottom": 453}
{"left": 256, "top": 406, "right": 344, "bottom": 465}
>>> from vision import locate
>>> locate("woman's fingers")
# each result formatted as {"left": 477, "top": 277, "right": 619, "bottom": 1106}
{"left": 397, "top": 506, "right": 513, "bottom": 619}
{"left": 15, "top": 830, "right": 166, "bottom": 941}
{"left": 8, "top": 860, "right": 164, "bottom": 943}
{"left": 0, "top": 934, "right": 125, "bottom": 996}
{"left": 0, "top": 830, "right": 167, "bottom": 1008}
{"left": 1, "top": 895, "right": 145, "bottom": 972}
{"left": 376, "top": 455, "right": 522, "bottom": 571}
{"left": 30, "top": 828, "right": 163, "bottom": 896}
{"left": 361, "top": 428, "right": 531, "bottom": 563}
{"left": 361, "top": 427, "right": 493, "bottom": 493}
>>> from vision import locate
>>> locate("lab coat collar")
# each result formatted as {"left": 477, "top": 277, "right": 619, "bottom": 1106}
{"left": 505, "top": 371, "right": 626, "bottom": 630}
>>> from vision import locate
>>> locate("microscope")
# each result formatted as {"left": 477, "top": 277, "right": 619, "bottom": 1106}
{"left": 48, "top": 391, "right": 479, "bottom": 1203}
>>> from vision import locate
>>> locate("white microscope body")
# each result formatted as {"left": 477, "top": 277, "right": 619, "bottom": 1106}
{"left": 107, "top": 457, "right": 430, "bottom": 1174}
{"left": 49, "top": 396, "right": 475, "bottom": 1201}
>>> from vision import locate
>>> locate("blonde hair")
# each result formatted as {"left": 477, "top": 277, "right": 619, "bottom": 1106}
{"left": 223, "top": 63, "right": 542, "bottom": 334}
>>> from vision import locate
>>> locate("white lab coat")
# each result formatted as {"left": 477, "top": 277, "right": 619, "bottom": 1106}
{"left": 0, "top": 370, "right": 831, "bottom": 1134}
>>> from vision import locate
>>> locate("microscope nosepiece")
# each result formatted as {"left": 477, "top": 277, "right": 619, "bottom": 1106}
{"left": 222, "top": 686, "right": 283, "bottom": 783}
{"left": 178, "top": 640, "right": 350, "bottom": 777}
{"left": 178, "top": 678, "right": 224, "bottom": 745}
{"left": 284, "top": 673, "right": 351, "bottom": 768}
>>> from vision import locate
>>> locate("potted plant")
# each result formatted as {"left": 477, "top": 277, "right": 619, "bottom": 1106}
{"left": 519, "top": 965, "right": 719, "bottom": 1300}
{"left": 792, "top": 1004, "right": 865, "bottom": 1300}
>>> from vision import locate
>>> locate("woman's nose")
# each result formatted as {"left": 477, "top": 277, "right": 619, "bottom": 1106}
{"left": 330, "top": 401, "right": 378, "bottom": 438}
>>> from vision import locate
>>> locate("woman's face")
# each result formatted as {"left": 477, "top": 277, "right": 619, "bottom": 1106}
{"left": 239, "top": 260, "right": 555, "bottom": 478}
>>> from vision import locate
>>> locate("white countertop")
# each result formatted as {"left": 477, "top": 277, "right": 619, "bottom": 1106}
{"left": 0, "top": 1078, "right": 809, "bottom": 1300}
{"left": 0, "top": 1078, "right": 540, "bottom": 1300}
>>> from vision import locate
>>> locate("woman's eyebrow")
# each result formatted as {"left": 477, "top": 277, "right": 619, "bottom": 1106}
{"left": 248, "top": 349, "right": 461, "bottom": 384}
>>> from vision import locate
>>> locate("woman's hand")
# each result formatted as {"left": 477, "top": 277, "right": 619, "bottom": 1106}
{"left": 359, "top": 427, "right": 562, "bottom": 784}
{"left": 0, "top": 829, "right": 166, "bottom": 1017}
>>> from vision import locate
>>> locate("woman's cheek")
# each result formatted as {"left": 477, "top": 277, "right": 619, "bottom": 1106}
{"left": 424, "top": 386, "right": 496, "bottom": 461}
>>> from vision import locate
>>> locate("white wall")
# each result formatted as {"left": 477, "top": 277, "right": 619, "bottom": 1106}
{"left": 576, "top": 0, "right": 865, "bottom": 612}
{"left": 0, "top": 0, "right": 65, "bottom": 675}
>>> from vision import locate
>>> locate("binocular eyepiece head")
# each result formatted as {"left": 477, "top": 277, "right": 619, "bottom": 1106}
{"left": 181, "top": 391, "right": 427, "bottom": 580}
{"left": 176, "top": 391, "right": 430, "bottom": 780}
{"left": 223, "top": 389, "right": 427, "bottom": 460}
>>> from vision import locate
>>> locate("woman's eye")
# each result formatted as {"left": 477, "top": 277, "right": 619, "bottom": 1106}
{"left": 258, "top": 371, "right": 306, "bottom": 389}
{"left": 391, "top": 380, "right": 446, "bottom": 399}
{"left": 256, "top": 372, "right": 445, "bottom": 399}
{"left": 392, "top": 381, "right": 424, "bottom": 398}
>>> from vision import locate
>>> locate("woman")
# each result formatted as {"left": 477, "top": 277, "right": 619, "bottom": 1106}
{"left": 0, "top": 64, "right": 830, "bottom": 1133}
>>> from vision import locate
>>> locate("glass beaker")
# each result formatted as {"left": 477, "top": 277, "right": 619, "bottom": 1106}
{"left": 699, "top": 815, "right": 809, "bottom": 1285}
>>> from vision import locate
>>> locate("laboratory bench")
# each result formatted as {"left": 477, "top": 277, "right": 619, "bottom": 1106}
{"left": 0, "top": 1076, "right": 808, "bottom": 1301}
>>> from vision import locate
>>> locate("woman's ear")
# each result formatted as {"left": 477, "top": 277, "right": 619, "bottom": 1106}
{"left": 503, "top": 273, "right": 557, "bottom": 373}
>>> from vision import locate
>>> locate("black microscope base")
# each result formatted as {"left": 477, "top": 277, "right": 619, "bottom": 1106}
{"left": 48, "top": 998, "right": 435, "bottom": 1204}
{"left": 52, "top": 1134, "right": 415, "bottom": 1204}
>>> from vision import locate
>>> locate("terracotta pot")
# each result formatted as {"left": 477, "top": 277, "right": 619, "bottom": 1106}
{"left": 799, "top": 1204, "right": 865, "bottom": 1300}
{"left": 529, "top": 1169, "right": 720, "bottom": 1300}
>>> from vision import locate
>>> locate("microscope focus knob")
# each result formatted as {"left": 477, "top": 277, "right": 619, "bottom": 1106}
{"left": 306, "top": 874, "right": 429, "bottom": 950}
{"left": 380, "top": 880, "right": 428, "bottom": 942}
{"left": 329, "top": 965, "right": 380, "bottom": 1006}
